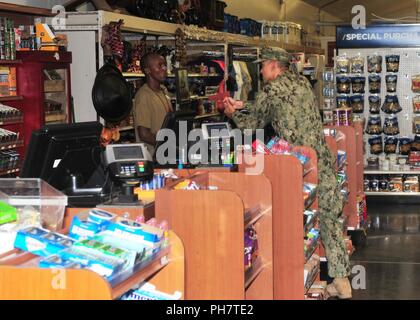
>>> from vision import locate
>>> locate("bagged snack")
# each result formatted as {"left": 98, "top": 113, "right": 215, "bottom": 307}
{"left": 336, "top": 76, "right": 351, "bottom": 94}
{"left": 381, "top": 95, "right": 402, "bottom": 114}
{"left": 385, "top": 74, "right": 398, "bottom": 93}
{"left": 399, "top": 137, "right": 412, "bottom": 155}
{"left": 385, "top": 55, "right": 400, "bottom": 73}
{"left": 351, "top": 77, "right": 366, "bottom": 94}
{"left": 368, "top": 135, "right": 383, "bottom": 154}
{"left": 336, "top": 95, "right": 350, "bottom": 109}
{"left": 369, "top": 74, "right": 381, "bottom": 94}
{"left": 368, "top": 55, "right": 383, "bottom": 73}
{"left": 384, "top": 136, "right": 398, "bottom": 154}
{"left": 413, "top": 116, "right": 420, "bottom": 134}
{"left": 411, "top": 135, "right": 420, "bottom": 151}
{"left": 336, "top": 55, "right": 350, "bottom": 74}
{"left": 383, "top": 115, "right": 400, "bottom": 135}
{"left": 369, "top": 95, "right": 381, "bottom": 114}
{"left": 412, "top": 75, "right": 420, "bottom": 92}
{"left": 350, "top": 95, "right": 364, "bottom": 113}
{"left": 366, "top": 115, "right": 382, "bottom": 135}
{"left": 413, "top": 96, "right": 420, "bottom": 113}
{"left": 351, "top": 55, "right": 364, "bottom": 73}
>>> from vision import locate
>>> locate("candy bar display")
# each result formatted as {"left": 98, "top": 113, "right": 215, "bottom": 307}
{"left": 351, "top": 55, "right": 364, "bottom": 74}
{"left": 386, "top": 55, "right": 400, "bottom": 73}
{"left": 414, "top": 116, "right": 420, "bottom": 135}
{"left": 364, "top": 175, "right": 420, "bottom": 193}
{"left": 0, "top": 150, "right": 19, "bottom": 171}
{"left": 367, "top": 55, "right": 382, "bottom": 73}
{"left": 350, "top": 95, "right": 364, "bottom": 113}
{"left": 385, "top": 74, "right": 398, "bottom": 93}
{"left": 369, "top": 96, "right": 381, "bottom": 114}
{"left": 383, "top": 115, "right": 400, "bottom": 135}
{"left": 336, "top": 76, "right": 351, "bottom": 94}
{"left": 351, "top": 76, "right": 365, "bottom": 94}
{"left": 368, "top": 135, "right": 383, "bottom": 154}
{"left": 366, "top": 115, "right": 382, "bottom": 135}
{"left": 368, "top": 74, "right": 381, "bottom": 94}
{"left": 381, "top": 95, "right": 402, "bottom": 114}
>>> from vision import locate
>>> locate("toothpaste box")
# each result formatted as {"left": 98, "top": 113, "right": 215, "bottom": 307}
{"left": 14, "top": 227, "right": 75, "bottom": 257}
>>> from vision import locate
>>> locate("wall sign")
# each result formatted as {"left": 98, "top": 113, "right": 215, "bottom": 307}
{"left": 336, "top": 24, "right": 420, "bottom": 48}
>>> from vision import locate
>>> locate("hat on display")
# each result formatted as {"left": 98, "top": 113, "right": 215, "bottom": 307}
{"left": 92, "top": 64, "right": 133, "bottom": 124}
{"left": 254, "top": 47, "right": 292, "bottom": 65}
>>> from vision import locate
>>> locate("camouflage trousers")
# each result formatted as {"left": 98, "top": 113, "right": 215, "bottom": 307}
{"left": 318, "top": 166, "right": 351, "bottom": 278}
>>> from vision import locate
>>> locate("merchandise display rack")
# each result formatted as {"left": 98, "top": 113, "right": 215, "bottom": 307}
{"left": 0, "top": 210, "right": 185, "bottom": 300}
{"left": 155, "top": 171, "right": 273, "bottom": 300}
{"left": 239, "top": 147, "right": 324, "bottom": 300}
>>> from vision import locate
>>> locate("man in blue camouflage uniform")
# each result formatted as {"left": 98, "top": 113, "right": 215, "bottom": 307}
{"left": 224, "top": 47, "right": 352, "bottom": 299}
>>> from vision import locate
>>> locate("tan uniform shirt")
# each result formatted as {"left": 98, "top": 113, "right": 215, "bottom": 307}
{"left": 133, "top": 83, "right": 172, "bottom": 154}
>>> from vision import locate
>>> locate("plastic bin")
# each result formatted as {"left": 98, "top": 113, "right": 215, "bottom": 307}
{"left": 0, "top": 178, "right": 67, "bottom": 231}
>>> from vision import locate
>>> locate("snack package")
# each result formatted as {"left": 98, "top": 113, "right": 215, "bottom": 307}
{"left": 369, "top": 96, "right": 381, "bottom": 114}
{"left": 368, "top": 135, "right": 383, "bottom": 154}
{"left": 413, "top": 96, "right": 420, "bottom": 113}
{"left": 351, "top": 76, "right": 366, "bottom": 94}
{"left": 386, "top": 55, "right": 400, "bottom": 72}
{"left": 351, "top": 55, "right": 364, "bottom": 73}
{"left": 399, "top": 137, "right": 412, "bottom": 155}
{"left": 365, "top": 115, "right": 382, "bottom": 134}
{"left": 336, "top": 76, "right": 351, "bottom": 94}
{"left": 336, "top": 55, "right": 350, "bottom": 74}
{"left": 413, "top": 116, "right": 420, "bottom": 134}
{"left": 336, "top": 95, "right": 350, "bottom": 109}
{"left": 404, "top": 176, "right": 419, "bottom": 193}
{"left": 382, "top": 95, "right": 402, "bottom": 114}
{"left": 411, "top": 135, "right": 420, "bottom": 152}
{"left": 412, "top": 75, "right": 420, "bottom": 92}
{"left": 384, "top": 136, "right": 398, "bottom": 154}
{"left": 369, "top": 74, "right": 381, "bottom": 94}
{"left": 379, "top": 178, "right": 389, "bottom": 191}
{"left": 389, "top": 177, "right": 403, "bottom": 192}
{"left": 350, "top": 95, "right": 364, "bottom": 113}
{"left": 386, "top": 74, "right": 398, "bottom": 93}
{"left": 368, "top": 55, "right": 383, "bottom": 73}
{"left": 370, "top": 179, "right": 379, "bottom": 192}
{"left": 383, "top": 115, "right": 400, "bottom": 135}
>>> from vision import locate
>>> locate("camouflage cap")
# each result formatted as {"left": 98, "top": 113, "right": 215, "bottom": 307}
{"left": 254, "top": 47, "right": 292, "bottom": 64}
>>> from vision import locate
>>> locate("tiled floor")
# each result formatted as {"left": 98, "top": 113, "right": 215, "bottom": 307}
{"left": 351, "top": 201, "right": 420, "bottom": 300}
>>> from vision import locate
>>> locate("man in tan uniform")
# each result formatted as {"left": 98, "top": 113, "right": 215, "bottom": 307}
{"left": 134, "top": 52, "right": 173, "bottom": 154}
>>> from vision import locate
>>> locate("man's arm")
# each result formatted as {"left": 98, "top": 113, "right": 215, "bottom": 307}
{"left": 138, "top": 126, "right": 156, "bottom": 146}
{"left": 229, "top": 89, "right": 273, "bottom": 131}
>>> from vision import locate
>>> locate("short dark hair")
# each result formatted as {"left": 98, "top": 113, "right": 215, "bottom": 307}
{"left": 140, "top": 52, "right": 163, "bottom": 73}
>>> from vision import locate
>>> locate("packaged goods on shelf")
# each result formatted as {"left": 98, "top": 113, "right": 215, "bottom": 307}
{"left": 0, "top": 104, "right": 22, "bottom": 122}
{"left": 305, "top": 281, "right": 328, "bottom": 300}
{"left": 0, "top": 127, "right": 19, "bottom": 143}
{"left": 14, "top": 226, "right": 75, "bottom": 257}
{"left": 0, "top": 201, "right": 17, "bottom": 225}
{"left": 0, "top": 150, "right": 19, "bottom": 171}
{"left": 244, "top": 226, "right": 258, "bottom": 270}
{"left": 304, "top": 254, "right": 320, "bottom": 289}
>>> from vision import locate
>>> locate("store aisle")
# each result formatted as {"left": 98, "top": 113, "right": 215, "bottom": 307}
{"left": 350, "top": 201, "right": 420, "bottom": 300}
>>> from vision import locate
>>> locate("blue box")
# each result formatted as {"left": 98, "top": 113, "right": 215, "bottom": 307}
{"left": 106, "top": 219, "right": 163, "bottom": 244}
{"left": 14, "top": 227, "right": 74, "bottom": 257}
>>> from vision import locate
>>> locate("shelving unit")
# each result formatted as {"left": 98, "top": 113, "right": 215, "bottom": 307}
{"left": 155, "top": 171, "right": 273, "bottom": 300}
{"left": 238, "top": 147, "right": 321, "bottom": 300}
{"left": 0, "top": 209, "right": 184, "bottom": 300}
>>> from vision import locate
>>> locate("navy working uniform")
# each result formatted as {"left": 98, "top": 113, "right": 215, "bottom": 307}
{"left": 231, "top": 49, "right": 351, "bottom": 279}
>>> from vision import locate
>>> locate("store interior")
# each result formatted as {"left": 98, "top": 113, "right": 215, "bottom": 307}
{"left": 1, "top": 0, "right": 420, "bottom": 301}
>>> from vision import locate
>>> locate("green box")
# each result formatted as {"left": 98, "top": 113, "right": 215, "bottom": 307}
{"left": 0, "top": 201, "right": 17, "bottom": 225}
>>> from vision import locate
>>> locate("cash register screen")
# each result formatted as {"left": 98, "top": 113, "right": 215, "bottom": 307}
{"left": 202, "top": 123, "right": 231, "bottom": 139}
{"left": 113, "top": 146, "right": 144, "bottom": 160}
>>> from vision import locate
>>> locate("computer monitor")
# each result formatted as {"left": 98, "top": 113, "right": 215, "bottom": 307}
{"left": 20, "top": 122, "right": 108, "bottom": 206}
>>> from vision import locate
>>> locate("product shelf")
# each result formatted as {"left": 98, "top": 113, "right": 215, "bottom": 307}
{"left": 245, "top": 257, "right": 266, "bottom": 290}
{"left": 0, "top": 117, "right": 23, "bottom": 126}
{"left": 304, "top": 237, "right": 319, "bottom": 264}
{"left": 0, "top": 59, "right": 22, "bottom": 64}
{"left": 304, "top": 211, "right": 319, "bottom": 235}
{"left": 365, "top": 191, "right": 420, "bottom": 196}
{"left": 0, "top": 167, "right": 19, "bottom": 177}
{"left": 364, "top": 170, "right": 420, "bottom": 175}
{"left": 304, "top": 265, "right": 320, "bottom": 294}
{"left": 0, "top": 96, "right": 23, "bottom": 102}
{"left": 0, "top": 139, "right": 23, "bottom": 150}
{"left": 244, "top": 205, "right": 270, "bottom": 229}
{"left": 194, "top": 112, "right": 222, "bottom": 120}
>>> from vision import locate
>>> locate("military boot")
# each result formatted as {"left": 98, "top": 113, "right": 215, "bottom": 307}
{"left": 327, "top": 277, "right": 352, "bottom": 299}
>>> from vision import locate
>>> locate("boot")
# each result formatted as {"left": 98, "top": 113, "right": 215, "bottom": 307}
{"left": 327, "top": 277, "right": 352, "bottom": 299}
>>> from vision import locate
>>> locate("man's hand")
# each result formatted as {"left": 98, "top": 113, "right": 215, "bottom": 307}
{"left": 223, "top": 97, "right": 244, "bottom": 118}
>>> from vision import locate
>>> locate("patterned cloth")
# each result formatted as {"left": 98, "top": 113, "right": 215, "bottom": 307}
{"left": 232, "top": 70, "right": 351, "bottom": 278}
